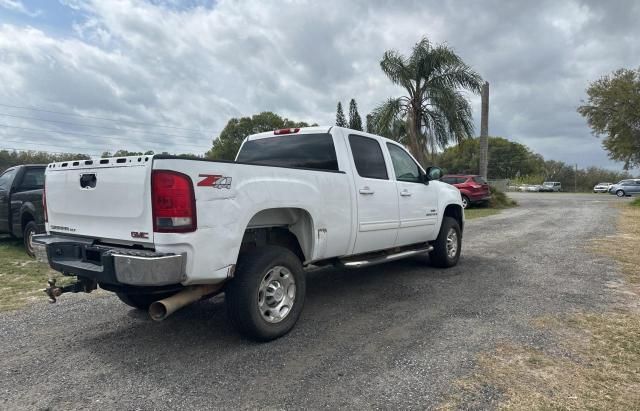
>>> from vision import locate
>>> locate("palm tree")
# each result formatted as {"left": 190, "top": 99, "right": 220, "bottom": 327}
{"left": 370, "top": 37, "right": 483, "bottom": 165}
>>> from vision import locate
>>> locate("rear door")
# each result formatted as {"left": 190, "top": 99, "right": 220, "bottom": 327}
{"left": 45, "top": 157, "right": 154, "bottom": 244}
{"left": 386, "top": 142, "right": 438, "bottom": 245}
{"left": 347, "top": 134, "right": 399, "bottom": 254}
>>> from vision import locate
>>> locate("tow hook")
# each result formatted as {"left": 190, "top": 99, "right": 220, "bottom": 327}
{"left": 44, "top": 278, "right": 97, "bottom": 303}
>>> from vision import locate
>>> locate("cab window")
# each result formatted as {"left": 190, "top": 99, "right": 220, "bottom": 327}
{"left": 386, "top": 143, "right": 421, "bottom": 183}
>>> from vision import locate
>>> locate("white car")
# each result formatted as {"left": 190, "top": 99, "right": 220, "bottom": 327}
{"left": 593, "top": 182, "right": 613, "bottom": 193}
{"left": 36, "top": 126, "right": 464, "bottom": 341}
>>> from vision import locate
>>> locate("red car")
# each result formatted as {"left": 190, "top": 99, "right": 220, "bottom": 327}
{"left": 441, "top": 174, "right": 491, "bottom": 208}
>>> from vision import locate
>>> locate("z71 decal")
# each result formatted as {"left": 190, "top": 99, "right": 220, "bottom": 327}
{"left": 197, "top": 174, "right": 232, "bottom": 189}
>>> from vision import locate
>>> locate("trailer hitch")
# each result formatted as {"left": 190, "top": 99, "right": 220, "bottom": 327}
{"left": 44, "top": 278, "right": 97, "bottom": 303}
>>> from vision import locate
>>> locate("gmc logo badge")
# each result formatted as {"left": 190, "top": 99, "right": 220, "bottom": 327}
{"left": 131, "top": 231, "right": 149, "bottom": 239}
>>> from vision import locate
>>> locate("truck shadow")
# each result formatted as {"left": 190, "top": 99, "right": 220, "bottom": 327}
{"left": 81, "top": 253, "right": 505, "bottom": 378}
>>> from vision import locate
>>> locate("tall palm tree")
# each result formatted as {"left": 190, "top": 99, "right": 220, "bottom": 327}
{"left": 370, "top": 37, "right": 483, "bottom": 165}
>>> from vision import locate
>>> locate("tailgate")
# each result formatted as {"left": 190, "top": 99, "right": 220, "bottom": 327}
{"left": 45, "top": 156, "right": 154, "bottom": 244}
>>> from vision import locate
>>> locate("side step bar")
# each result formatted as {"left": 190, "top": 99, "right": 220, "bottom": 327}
{"left": 338, "top": 245, "right": 433, "bottom": 269}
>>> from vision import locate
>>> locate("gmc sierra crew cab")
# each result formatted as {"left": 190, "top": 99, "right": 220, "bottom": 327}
{"left": 0, "top": 164, "right": 46, "bottom": 256}
{"left": 35, "top": 126, "right": 464, "bottom": 341}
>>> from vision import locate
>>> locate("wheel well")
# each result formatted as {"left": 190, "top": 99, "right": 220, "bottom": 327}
{"left": 21, "top": 212, "right": 34, "bottom": 231}
{"left": 444, "top": 204, "right": 464, "bottom": 233}
{"left": 241, "top": 208, "right": 314, "bottom": 262}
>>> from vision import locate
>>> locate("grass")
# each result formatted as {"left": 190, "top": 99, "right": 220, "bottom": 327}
{"left": 465, "top": 208, "right": 501, "bottom": 220}
{"left": 442, "top": 200, "right": 640, "bottom": 410}
{"left": 631, "top": 197, "right": 640, "bottom": 208}
{"left": 0, "top": 236, "right": 69, "bottom": 311}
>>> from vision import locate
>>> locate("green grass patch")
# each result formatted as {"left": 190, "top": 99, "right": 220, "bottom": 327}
{"left": 631, "top": 197, "right": 640, "bottom": 207}
{"left": 0, "top": 237, "right": 67, "bottom": 311}
{"left": 489, "top": 185, "right": 518, "bottom": 209}
{"left": 465, "top": 208, "right": 501, "bottom": 220}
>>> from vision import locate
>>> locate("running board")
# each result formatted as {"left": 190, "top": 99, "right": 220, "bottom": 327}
{"left": 338, "top": 245, "right": 433, "bottom": 269}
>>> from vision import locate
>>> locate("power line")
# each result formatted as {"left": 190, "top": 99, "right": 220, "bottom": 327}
{"left": 0, "top": 112, "right": 213, "bottom": 139}
{"left": 0, "top": 102, "right": 211, "bottom": 133}
{"left": 0, "top": 124, "right": 211, "bottom": 150}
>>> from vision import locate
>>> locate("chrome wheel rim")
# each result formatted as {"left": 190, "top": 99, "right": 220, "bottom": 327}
{"left": 617, "top": 191, "right": 624, "bottom": 197}
{"left": 461, "top": 197, "right": 468, "bottom": 208}
{"left": 257, "top": 265, "right": 296, "bottom": 323}
{"left": 446, "top": 228, "right": 458, "bottom": 259}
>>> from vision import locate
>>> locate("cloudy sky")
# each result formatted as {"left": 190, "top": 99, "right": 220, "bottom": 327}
{"left": 0, "top": 0, "right": 638, "bottom": 169}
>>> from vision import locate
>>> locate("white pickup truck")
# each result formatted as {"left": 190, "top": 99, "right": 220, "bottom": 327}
{"left": 35, "top": 126, "right": 464, "bottom": 341}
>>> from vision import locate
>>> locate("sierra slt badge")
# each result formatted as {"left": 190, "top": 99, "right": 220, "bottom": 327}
{"left": 197, "top": 174, "right": 232, "bottom": 189}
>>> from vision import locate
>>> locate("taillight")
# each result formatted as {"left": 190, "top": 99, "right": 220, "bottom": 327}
{"left": 274, "top": 128, "right": 300, "bottom": 135}
{"left": 43, "top": 181, "right": 48, "bottom": 223}
{"left": 151, "top": 170, "right": 197, "bottom": 233}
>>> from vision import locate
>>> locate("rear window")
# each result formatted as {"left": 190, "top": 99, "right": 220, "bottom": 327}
{"left": 236, "top": 133, "right": 339, "bottom": 171}
{"left": 442, "top": 177, "right": 457, "bottom": 185}
{"left": 473, "top": 176, "right": 487, "bottom": 184}
{"left": 349, "top": 135, "right": 388, "bottom": 180}
{"left": 19, "top": 168, "right": 45, "bottom": 189}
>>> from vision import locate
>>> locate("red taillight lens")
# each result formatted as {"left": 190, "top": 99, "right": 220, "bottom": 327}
{"left": 43, "top": 181, "right": 48, "bottom": 223}
{"left": 273, "top": 128, "right": 300, "bottom": 135}
{"left": 151, "top": 170, "right": 197, "bottom": 233}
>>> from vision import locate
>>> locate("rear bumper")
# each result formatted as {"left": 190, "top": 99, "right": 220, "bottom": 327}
{"left": 469, "top": 194, "right": 492, "bottom": 202}
{"left": 33, "top": 234, "right": 186, "bottom": 287}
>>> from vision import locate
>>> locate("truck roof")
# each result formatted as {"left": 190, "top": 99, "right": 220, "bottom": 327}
{"left": 245, "top": 126, "right": 403, "bottom": 147}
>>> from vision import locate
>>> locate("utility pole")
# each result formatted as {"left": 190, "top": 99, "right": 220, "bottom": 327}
{"left": 574, "top": 163, "right": 578, "bottom": 193}
{"left": 479, "top": 81, "right": 489, "bottom": 179}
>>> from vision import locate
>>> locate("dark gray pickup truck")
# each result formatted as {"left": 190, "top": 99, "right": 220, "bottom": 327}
{"left": 0, "top": 164, "right": 46, "bottom": 256}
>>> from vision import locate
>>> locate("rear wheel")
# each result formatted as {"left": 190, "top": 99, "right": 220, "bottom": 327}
{"left": 461, "top": 195, "right": 470, "bottom": 209}
{"left": 226, "top": 246, "right": 306, "bottom": 341}
{"left": 23, "top": 221, "right": 38, "bottom": 258}
{"left": 429, "top": 217, "right": 462, "bottom": 268}
{"left": 616, "top": 190, "right": 625, "bottom": 197}
{"left": 116, "top": 292, "right": 175, "bottom": 310}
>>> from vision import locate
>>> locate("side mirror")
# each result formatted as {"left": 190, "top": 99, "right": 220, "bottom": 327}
{"left": 425, "top": 166, "right": 442, "bottom": 182}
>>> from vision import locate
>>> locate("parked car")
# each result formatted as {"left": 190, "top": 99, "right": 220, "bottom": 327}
{"left": 35, "top": 126, "right": 464, "bottom": 341}
{"left": 441, "top": 174, "right": 491, "bottom": 208}
{"left": 0, "top": 164, "right": 46, "bottom": 256}
{"left": 541, "top": 181, "right": 562, "bottom": 192}
{"left": 609, "top": 179, "right": 640, "bottom": 197}
{"left": 593, "top": 182, "right": 613, "bottom": 193}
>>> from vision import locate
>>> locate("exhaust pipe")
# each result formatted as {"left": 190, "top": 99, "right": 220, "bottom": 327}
{"left": 149, "top": 284, "right": 222, "bottom": 321}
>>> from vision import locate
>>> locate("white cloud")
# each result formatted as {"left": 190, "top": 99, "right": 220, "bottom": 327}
{"left": 0, "top": 0, "right": 41, "bottom": 17}
{"left": 0, "top": 0, "right": 638, "bottom": 168}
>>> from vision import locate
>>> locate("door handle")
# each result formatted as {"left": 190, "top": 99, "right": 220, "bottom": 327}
{"left": 400, "top": 190, "right": 412, "bottom": 197}
{"left": 359, "top": 187, "right": 375, "bottom": 195}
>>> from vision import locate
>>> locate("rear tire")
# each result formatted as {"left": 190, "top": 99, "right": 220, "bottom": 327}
{"left": 429, "top": 217, "right": 462, "bottom": 268}
{"left": 23, "top": 221, "right": 38, "bottom": 258}
{"left": 616, "top": 190, "right": 625, "bottom": 197}
{"left": 116, "top": 292, "right": 175, "bottom": 310}
{"left": 461, "top": 195, "right": 470, "bottom": 209}
{"left": 226, "top": 246, "right": 306, "bottom": 341}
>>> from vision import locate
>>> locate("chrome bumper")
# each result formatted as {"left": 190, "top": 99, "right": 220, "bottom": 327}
{"left": 33, "top": 234, "right": 186, "bottom": 286}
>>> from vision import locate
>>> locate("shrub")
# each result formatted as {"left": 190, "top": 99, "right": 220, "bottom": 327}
{"left": 489, "top": 185, "right": 518, "bottom": 209}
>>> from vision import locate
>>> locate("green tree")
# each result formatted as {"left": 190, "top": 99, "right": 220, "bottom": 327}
{"left": 438, "top": 137, "right": 544, "bottom": 178}
{"left": 578, "top": 67, "right": 640, "bottom": 169}
{"left": 371, "top": 37, "right": 482, "bottom": 165}
{"left": 348, "top": 99, "right": 362, "bottom": 131}
{"left": 336, "top": 102, "right": 347, "bottom": 127}
{"left": 206, "top": 112, "right": 313, "bottom": 160}
{"left": 0, "top": 150, "right": 90, "bottom": 173}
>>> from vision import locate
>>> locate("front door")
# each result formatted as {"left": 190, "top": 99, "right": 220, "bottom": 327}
{"left": 347, "top": 134, "right": 399, "bottom": 254}
{"left": 386, "top": 143, "right": 439, "bottom": 245}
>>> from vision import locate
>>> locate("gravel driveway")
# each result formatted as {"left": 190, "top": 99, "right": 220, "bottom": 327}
{"left": 0, "top": 193, "right": 627, "bottom": 410}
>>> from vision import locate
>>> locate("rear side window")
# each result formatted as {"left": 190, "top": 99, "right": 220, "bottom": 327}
{"left": 19, "top": 168, "right": 45, "bottom": 189}
{"left": 236, "top": 133, "right": 339, "bottom": 171}
{"left": 0, "top": 168, "right": 17, "bottom": 190}
{"left": 349, "top": 135, "right": 388, "bottom": 180}
{"left": 457, "top": 177, "right": 468, "bottom": 184}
